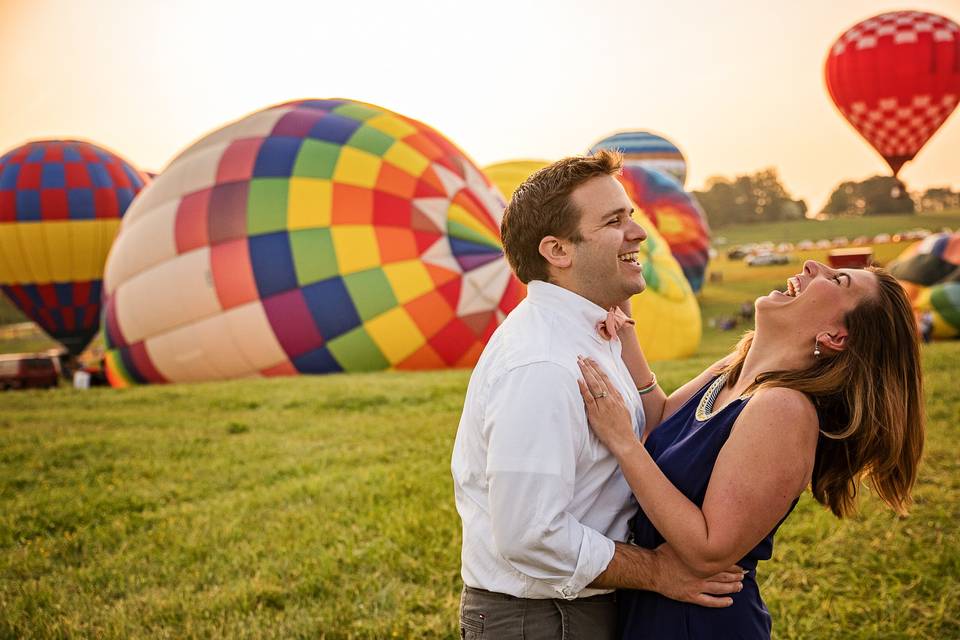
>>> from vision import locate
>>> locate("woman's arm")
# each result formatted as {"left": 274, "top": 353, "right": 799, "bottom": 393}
{"left": 577, "top": 358, "right": 819, "bottom": 576}
{"left": 618, "top": 326, "right": 733, "bottom": 436}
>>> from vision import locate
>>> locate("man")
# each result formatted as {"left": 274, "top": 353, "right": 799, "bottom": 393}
{"left": 451, "top": 151, "right": 743, "bottom": 639}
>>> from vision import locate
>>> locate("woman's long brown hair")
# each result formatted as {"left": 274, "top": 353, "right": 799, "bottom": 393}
{"left": 721, "top": 267, "right": 925, "bottom": 518}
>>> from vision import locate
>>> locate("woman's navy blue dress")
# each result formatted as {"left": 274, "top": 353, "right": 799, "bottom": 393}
{"left": 619, "top": 377, "right": 798, "bottom": 640}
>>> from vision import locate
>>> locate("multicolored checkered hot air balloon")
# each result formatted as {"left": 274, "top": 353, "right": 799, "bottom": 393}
{"left": 102, "top": 99, "right": 524, "bottom": 386}
{"left": 889, "top": 231, "right": 960, "bottom": 339}
{"left": 589, "top": 131, "right": 688, "bottom": 187}
{"left": 484, "top": 160, "right": 701, "bottom": 361}
{"left": 615, "top": 166, "right": 710, "bottom": 293}
{"left": 0, "top": 140, "right": 148, "bottom": 355}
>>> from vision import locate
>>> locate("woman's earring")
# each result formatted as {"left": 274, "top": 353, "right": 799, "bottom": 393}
{"left": 813, "top": 338, "right": 821, "bottom": 358}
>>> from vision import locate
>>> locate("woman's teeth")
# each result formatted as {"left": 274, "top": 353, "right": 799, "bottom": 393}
{"left": 785, "top": 276, "right": 801, "bottom": 297}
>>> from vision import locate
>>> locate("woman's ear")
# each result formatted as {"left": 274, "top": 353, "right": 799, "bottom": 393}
{"left": 539, "top": 236, "right": 573, "bottom": 270}
{"left": 816, "top": 329, "right": 849, "bottom": 352}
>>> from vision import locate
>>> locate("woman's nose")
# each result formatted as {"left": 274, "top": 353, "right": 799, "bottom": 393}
{"left": 803, "top": 260, "right": 817, "bottom": 276}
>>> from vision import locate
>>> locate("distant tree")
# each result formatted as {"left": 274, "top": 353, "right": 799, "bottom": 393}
{"left": 860, "top": 176, "right": 914, "bottom": 215}
{"left": 823, "top": 181, "right": 857, "bottom": 215}
{"left": 918, "top": 187, "right": 960, "bottom": 212}
{"left": 693, "top": 168, "right": 806, "bottom": 227}
{"left": 821, "top": 176, "right": 915, "bottom": 216}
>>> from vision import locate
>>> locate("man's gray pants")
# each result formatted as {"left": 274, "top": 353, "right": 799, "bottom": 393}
{"left": 459, "top": 586, "right": 617, "bottom": 639}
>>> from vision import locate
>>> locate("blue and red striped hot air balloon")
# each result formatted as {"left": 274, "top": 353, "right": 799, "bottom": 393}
{"left": 0, "top": 140, "right": 148, "bottom": 355}
{"left": 590, "top": 131, "right": 688, "bottom": 187}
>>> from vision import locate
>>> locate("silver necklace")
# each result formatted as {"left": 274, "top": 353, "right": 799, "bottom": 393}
{"left": 695, "top": 372, "right": 750, "bottom": 421}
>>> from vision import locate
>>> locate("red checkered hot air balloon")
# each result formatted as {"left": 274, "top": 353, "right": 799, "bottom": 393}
{"left": 825, "top": 10, "right": 960, "bottom": 176}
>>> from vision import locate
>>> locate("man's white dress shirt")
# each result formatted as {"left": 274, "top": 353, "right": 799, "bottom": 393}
{"left": 452, "top": 280, "right": 645, "bottom": 600}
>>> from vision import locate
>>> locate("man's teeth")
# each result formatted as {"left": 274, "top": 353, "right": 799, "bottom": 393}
{"left": 619, "top": 252, "right": 639, "bottom": 264}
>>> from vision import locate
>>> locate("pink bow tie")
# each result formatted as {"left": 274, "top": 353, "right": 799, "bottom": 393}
{"left": 597, "top": 307, "right": 635, "bottom": 341}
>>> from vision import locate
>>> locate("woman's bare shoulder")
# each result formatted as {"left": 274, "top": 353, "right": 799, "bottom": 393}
{"left": 736, "top": 386, "right": 820, "bottom": 441}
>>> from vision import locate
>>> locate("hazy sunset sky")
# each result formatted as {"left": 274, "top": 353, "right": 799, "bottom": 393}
{"left": 2, "top": 0, "right": 958, "bottom": 211}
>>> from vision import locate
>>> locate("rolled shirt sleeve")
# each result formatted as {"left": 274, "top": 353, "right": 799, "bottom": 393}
{"left": 484, "top": 362, "right": 616, "bottom": 599}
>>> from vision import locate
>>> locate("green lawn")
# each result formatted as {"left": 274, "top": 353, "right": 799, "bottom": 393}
{"left": 1, "top": 343, "right": 957, "bottom": 639}
{"left": 1, "top": 215, "right": 958, "bottom": 638}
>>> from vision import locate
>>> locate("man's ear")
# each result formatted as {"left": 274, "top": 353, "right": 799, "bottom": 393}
{"left": 539, "top": 236, "right": 573, "bottom": 270}
{"left": 816, "top": 328, "right": 849, "bottom": 353}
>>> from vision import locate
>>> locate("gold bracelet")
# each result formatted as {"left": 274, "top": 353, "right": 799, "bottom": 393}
{"left": 637, "top": 373, "right": 658, "bottom": 395}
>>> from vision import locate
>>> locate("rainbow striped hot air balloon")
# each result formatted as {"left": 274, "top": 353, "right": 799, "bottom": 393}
{"left": 0, "top": 140, "right": 147, "bottom": 355}
{"left": 616, "top": 166, "right": 710, "bottom": 293}
{"left": 590, "top": 131, "right": 688, "bottom": 187}
{"left": 102, "top": 99, "right": 523, "bottom": 385}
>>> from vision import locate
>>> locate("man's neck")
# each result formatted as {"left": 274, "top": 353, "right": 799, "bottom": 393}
{"left": 545, "top": 275, "right": 613, "bottom": 311}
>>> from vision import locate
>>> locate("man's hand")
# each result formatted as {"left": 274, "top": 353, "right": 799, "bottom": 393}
{"left": 589, "top": 542, "right": 743, "bottom": 608}
{"left": 651, "top": 543, "right": 744, "bottom": 608}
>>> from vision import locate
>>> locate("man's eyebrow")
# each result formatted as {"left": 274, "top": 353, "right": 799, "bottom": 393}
{"left": 603, "top": 207, "right": 633, "bottom": 219}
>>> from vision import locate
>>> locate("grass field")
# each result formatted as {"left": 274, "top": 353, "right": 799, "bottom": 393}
{"left": 1, "top": 217, "right": 959, "bottom": 638}
{"left": 1, "top": 344, "right": 957, "bottom": 639}
{"left": 713, "top": 210, "right": 960, "bottom": 246}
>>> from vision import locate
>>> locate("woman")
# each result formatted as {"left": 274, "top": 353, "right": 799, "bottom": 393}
{"left": 576, "top": 261, "right": 924, "bottom": 639}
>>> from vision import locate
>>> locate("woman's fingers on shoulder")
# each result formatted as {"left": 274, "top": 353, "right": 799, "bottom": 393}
{"left": 576, "top": 377, "right": 593, "bottom": 401}
{"left": 587, "top": 357, "right": 612, "bottom": 379}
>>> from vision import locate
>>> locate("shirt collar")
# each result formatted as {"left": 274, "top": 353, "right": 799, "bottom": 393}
{"left": 526, "top": 280, "right": 610, "bottom": 340}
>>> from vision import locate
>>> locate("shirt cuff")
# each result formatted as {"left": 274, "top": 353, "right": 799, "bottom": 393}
{"left": 554, "top": 527, "right": 616, "bottom": 600}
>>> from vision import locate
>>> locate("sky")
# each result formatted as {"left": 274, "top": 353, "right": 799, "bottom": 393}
{"left": 2, "top": 0, "right": 958, "bottom": 212}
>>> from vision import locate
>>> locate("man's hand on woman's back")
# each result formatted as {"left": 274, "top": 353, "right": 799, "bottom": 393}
{"left": 590, "top": 542, "right": 743, "bottom": 608}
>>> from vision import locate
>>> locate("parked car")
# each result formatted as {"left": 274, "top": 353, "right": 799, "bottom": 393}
{"left": 727, "top": 247, "right": 747, "bottom": 260}
{"left": 0, "top": 353, "right": 61, "bottom": 390}
{"left": 746, "top": 252, "right": 790, "bottom": 266}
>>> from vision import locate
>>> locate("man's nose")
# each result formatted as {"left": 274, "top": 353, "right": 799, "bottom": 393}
{"left": 628, "top": 220, "right": 647, "bottom": 242}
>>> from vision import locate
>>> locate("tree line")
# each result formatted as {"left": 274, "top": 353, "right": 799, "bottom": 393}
{"left": 693, "top": 168, "right": 960, "bottom": 228}
{"left": 691, "top": 169, "right": 807, "bottom": 228}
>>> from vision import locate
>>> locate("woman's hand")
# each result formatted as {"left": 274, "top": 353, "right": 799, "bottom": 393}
{"left": 576, "top": 356, "right": 641, "bottom": 458}
{"left": 614, "top": 299, "right": 636, "bottom": 340}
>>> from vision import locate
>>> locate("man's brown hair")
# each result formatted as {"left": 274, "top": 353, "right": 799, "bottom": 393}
{"left": 500, "top": 150, "right": 623, "bottom": 283}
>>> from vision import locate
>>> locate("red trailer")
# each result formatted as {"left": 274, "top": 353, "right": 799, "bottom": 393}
{"left": 0, "top": 352, "right": 62, "bottom": 390}
{"left": 827, "top": 247, "right": 873, "bottom": 269}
